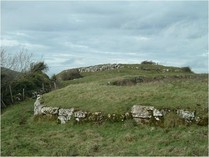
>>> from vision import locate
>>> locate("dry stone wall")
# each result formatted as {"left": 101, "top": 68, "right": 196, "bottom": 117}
{"left": 131, "top": 105, "right": 197, "bottom": 125}
{"left": 78, "top": 64, "right": 121, "bottom": 73}
{"left": 34, "top": 95, "right": 207, "bottom": 126}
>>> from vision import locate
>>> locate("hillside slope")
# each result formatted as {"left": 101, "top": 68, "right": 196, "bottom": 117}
{"left": 44, "top": 63, "right": 208, "bottom": 116}
{"left": 1, "top": 63, "right": 208, "bottom": 156}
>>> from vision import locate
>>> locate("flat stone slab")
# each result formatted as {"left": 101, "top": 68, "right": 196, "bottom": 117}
{"left": 131, "top": 105, "right": 155, "bottom": 119}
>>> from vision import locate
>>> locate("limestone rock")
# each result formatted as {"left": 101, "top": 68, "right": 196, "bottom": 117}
{"left": 177, "top": 109, "right": 195, "bottom": 123}
{"left": 153, "top": 108, "right": 163, "bottom": 117}
{"left": 34, "top": 95, "right": 44, "bottom": 115}
{"left": 34, "top": 95, "right": 41, "bottom": 106}
{"left": 58, "top": 115, "right": 67, "bottom": 124}
{"left": 78, "top": 64, "right": 121, "bottom": 73}
{"left": 153, "top": 108, "right": 163, "bottom": 121}
{"left": 74, "top": 111, "right": 87, "bottom": 122}
{"left": 58, "top": 108, "right": 74, "bottom": 124}
{"left": 131, "top": 105, "right": 155, "bottom": 124}
{"left": 131, "top": 105, "right": 154, "bottom": 119}
{"left": 41, "top": 106, "right": 59, "bottom": 115}
{"left": 74, "top": 111, "right": 87, "bottom": 118}
{"left": 34, "top": 104, "right": 45, "bottom": 116}
{"left": 131, "top": 105, "right": 165, "bottom": 123}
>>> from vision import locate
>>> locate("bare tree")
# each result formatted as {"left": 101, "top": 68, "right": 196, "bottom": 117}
{"left": 1, "top": 48, "right": 33, "bottom": 72}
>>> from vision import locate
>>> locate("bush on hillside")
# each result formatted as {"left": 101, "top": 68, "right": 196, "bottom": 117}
{"left": 61, "top": 69, "right": 82, "bottom": 81}
{"left": 11, "top": 72, "right": 52, "bottom": 97}
{"left": 1, "top": 67, "right": 52, "bottom": 106}
{"left": 51, "top": 74, "right": 57, "bottom": 81}
{"left": 181, "top": 67, "right": 192, "bottom": 73}
{"left": 141, "top": 60, "right": 156, "bottom": 65}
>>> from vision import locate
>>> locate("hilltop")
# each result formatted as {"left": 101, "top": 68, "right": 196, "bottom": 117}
{"left": 44, "top": 63, "right": 207, "bottom": 116}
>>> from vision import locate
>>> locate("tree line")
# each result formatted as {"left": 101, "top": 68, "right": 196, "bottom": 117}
{"left": 1, "top": 49, "right": 58, "bottom": 108}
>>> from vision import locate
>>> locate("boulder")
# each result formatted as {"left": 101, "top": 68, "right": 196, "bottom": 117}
{"left": 131, "top": 105, "right": 154, "bottom": 124}
{"left": 131, "top": 105, "right": 164, "bottom": 124}
{"left": 131, "top": 105, "right": 154, "bottom": 118}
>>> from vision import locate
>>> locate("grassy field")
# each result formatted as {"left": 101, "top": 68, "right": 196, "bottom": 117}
{"left": 43, "top": 78, "right": 208, "bottom": 116}
{"left": 1, "top": 100, "right": 208, "bottom": 156}
{"left": 1, "top": 63, "right": 208, "bottom": 156}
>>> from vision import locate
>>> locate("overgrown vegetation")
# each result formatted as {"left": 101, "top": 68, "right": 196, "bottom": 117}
{"left": 1, "top": 49, "right": 53, "bottom": 108}
{"left": 141, "top": 60, "right": 157, "bottom": 65}
{"left": 58, "top": 69, "right": 82, "bottom": 81}
{"left": 181, "top": 66, "right": 193, "bottom": 73}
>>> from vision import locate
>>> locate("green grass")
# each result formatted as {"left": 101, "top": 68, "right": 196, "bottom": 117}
{"left": 1, "top": 63, "right": 208, "bottom": 156}
{"left": 1, "top": 100, "right": 208, "bottom": 156}
{"left": 44, "top": 78, "right": 208, "bottom": 117}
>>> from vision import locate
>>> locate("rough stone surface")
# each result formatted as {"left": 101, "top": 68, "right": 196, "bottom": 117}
{"left": 131, "top": 105, "right": 154, "bottom": 119}
{"left": 153, "top": 109, "right": 163, "bottom": 121}
{"left": 41, "top": 106, "right": 59, "bottom": 115}
{"left": 34, "top": 95, "right": 44, "bottom": 115}
{"left": 74, "top": 111, "right": 87, "bottom": 122}
{"left": 153, "top": 108, "right": 163, "bottom": 117}
{"left": 58, "top": 108, "right": 74, "bottom": 124}
{"left": 74, "top": 111, "right": 87, "bottom": 118}
{"left": 33, "top": 97, "right": 204, "bottom": 126}
{"left": 78, "top": 64, "right": 121, "bottom": 73}
{"left": 177, "top": 109, "right": 195, "bottom": 123}
{"left": 131, "top": 105, "right": 198, "bottom": 124}
{"left": 131, "top": 105, "right": 155, "bottom": 124}
{"left": 58, "top": 115, "right": 67, "bottom": 124}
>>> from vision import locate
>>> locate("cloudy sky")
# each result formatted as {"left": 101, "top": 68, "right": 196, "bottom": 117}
{"left": 1, "top": 0, "right": 208, "bottom": 76}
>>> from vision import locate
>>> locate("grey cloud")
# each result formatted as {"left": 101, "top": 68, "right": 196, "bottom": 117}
{"left": 1, "top": 1, "right": 208, "bottom": 75}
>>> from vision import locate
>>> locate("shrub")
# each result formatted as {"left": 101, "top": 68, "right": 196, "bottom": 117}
{"left": 12, "top": 72, "right": 52, "bottom": 97}
{"left": 61, "top": 69, "right": 82, "bottom": 81}
{"left": 141, "top": 60, "right": 156, "bottom": 65}
{"left": 51, "top": 74, "right": 57, "bottom": 81}
{"left": 181, "top": 67, "right": 192, "bottom": 73}
{"left": 30, "top": 62, "right": 48, "bottom": 73}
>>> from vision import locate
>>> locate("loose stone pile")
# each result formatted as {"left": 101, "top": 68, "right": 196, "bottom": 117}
{"left": 34, "top": 95, "right": 207, "bottom": 126}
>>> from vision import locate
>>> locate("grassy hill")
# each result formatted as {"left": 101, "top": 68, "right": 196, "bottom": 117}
{"left": 46, "top": 63, "right": 207, "bottom": 116}
{"left": 1, "top": 63, "right": 208, "bottom": 156}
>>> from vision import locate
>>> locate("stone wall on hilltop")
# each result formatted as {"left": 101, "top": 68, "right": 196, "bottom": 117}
{"left": 78, "top": 64, "right": 121, "bottom": 73}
